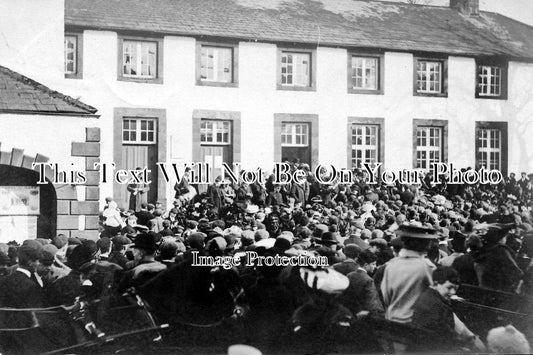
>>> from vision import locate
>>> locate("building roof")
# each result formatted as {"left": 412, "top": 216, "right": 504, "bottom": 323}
{"left": 0, "top": 66, "right": 97, "bottom": 116}
{"left": 65, "top": 0, "right": 533, "bottom": 61}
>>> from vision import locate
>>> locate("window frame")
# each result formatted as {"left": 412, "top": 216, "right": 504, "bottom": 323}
{"left": 117, "top": 35, "right": 164, "bottom": 84}
{"left": 200, "top": 119, "right": 233, "bottom": 145}
{"left": 277, "top": 46, "right": 317, "bottom": 92}
{"left": 347, "top": 52, "right": 384, "bottom": 95}
{"left": 475, "top": 121, "right": 508, "bottom": 176}
{"left": 415, "top": 127, "right": 443, "bottom": 169}
{"left": 281, "top": 122, "right": 309, "bottom": 147}
{"left": 413, "top": 56, "right": 448, "bottom": 97}
{"left": 192, "top": 109, "right": 241, "bottom": 164}
{"left": 347, "top": 117, "right": 385, "bottom": 170}
{"left": 196, "top": 41, "right": 239, "bottom": 88}
{"left": 475, "top": 59, "right": 508, "bottom": 100}
{"left": 64, "top": 32, "right": 83, "bottom": 79}
{"left": 412, "top": 119, "right": 448, "bottom": 169}
{"left": 274, "top": 113, "right": 319, "bottom": 167}
{"left": 122, "top": 117, "right": 158, "bottom": 145}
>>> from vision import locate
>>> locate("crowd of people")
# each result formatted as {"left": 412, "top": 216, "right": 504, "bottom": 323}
{"left": 0, "top": 164, "right": 532, "bottom": 354}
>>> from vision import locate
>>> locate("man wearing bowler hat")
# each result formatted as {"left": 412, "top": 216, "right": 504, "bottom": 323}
{"left": 380, "top": 224, "right": 438, "bottom": 324}
{"left": 117, "top": 232, "right": 165, "bottom": 292}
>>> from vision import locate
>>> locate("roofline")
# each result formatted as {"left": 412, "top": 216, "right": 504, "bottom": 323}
{"left": 482, "top": 10, "right": 533, "bottom": 33}
{"left": 65, "top": 24, "right": 533, "bottom": 63}
{"left": 0, "top": 109, "right": 100, "bottom": 118}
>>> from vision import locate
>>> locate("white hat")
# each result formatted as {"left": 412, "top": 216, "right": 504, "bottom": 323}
{"left": 487, "top": 325, "right": 530, "bottom": 354}
{"left": 255, "top": 238, "right": 276, "bottom": 249}
{"left": 299, "top": 267, "right": 349, "bottom": 294}
{"left": 228, "top": 344, "right": 262, "bottom": 355}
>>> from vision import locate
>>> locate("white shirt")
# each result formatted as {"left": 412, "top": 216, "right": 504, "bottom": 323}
{"left": 16, "top": 267, "right": 43, "bottom": 287}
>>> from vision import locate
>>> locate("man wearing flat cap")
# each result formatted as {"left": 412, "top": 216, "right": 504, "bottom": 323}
{"left": 0, "top": 240, "right": 56, "bottom": 353}
{"left": 380, "top": 225, "right": 437, "bottom": 324}
{"left": 0, "top": 240, "right": 47, "bottom": 308}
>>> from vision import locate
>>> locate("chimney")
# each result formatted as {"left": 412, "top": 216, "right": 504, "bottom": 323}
{"left": 450, "top": 0, "right": 479, "bottom": 16}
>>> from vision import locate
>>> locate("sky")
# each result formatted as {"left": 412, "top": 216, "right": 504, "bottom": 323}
{"left": 480, "top": 0, "right": 533, "bottom": 26}
{"left": 383, "top": 0, "right": 533, "bottom": 26}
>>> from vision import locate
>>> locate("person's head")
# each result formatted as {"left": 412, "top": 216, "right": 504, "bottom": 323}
{"left": 343, "top": 244, "right": 361, "bottom": 260}
{"left": 396, "top": 225, "right": 438, "bottom": 253}
{"left": 186, "top": 220, "right": 198, "bottom": 230}
{"left": 126, "top": 214, "right": 137, "bottom": 226}
{"left": 450, "top": 232, "right": 467, "bottom": 253}
{"left": 358, "top": 249, "right": 377, "bottom": 274}
{"left": 401, "top": 236, "right": 431, "bottom": 252}
{"left": 68, "top": 240, "right": 98, "bottom": 270}
{"left": 37, "top": 244, "right": 58, "bottom": 277}
{"left": 431, "top": 266, "right": 459, "bottom": 300}
{"left": 369, "top": 238, "right": 387, "bottom": 253}
{"left": 132, "top": 233, "right": 157, "bottom": 260}
{"left": 159, "top": 240, "right": 178, "bottom": 260}
{"left": 97, "top": 237, "right": 111, "bottom": 254}
{"left": 52, "top": 234, "right": 69, "bottom": 249}
{"left": 18, "top": 240, "right": 43, "bottom": 272}
{"left": 188, "top": 232, "right": 206, "bottom": 250}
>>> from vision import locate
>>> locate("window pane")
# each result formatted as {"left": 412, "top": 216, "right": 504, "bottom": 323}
{"left": 64, "top": 36, "right": 77, "bottom": 74}
{"left": 351, "top": 124, "right": 379, "bottom": 168}
{"left": 352, "top": 56, "right": 378, "bottom": 90}
{"left": 123, "top": 40, "right": 157, "bottom": 78}
{"left": 282, "top": 123, "right": 309, "bottom": 146}
{"left": 417, "top": 60, "right": 442, "bottom": 93}
{"left": 281, "top": 52, "right": 310, "bottom": 87}
{"left": 201, "top": 46, "right": 232, "bottom": 82}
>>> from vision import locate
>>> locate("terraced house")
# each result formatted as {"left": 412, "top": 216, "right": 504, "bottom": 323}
{"left": 1, "top": 0, "right": 533, "bottom": 232}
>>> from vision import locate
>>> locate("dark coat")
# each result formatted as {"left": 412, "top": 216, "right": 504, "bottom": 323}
{"left": 290, "top": 181, "right": 309, "bottom": 205}
{"left": 0, "top": 270, "right": 57, "bottom": 354}
{"left": 250, "top": 182, "right": 266, "bottom": 206}
{"left": 135, "top": 210, "right": 154, "bottom": 227}
{"left": 127, "top": 183, "right": 149, "bottom": 212}
{"left": 412, "top": 288, "right": 455, "bottom": 335}
{"left": 474, "top": 244, "right": 524, "bottom": 292}
{"left": 0, "top": 269, "right": 47, "bottom": 308}
{"left": 332, "top": 260, "right": 358, "bottom": 276}
{"left": 411, "top": 287, "right": 456, "bottom": 350}
{"left": 49, "top": 270, "right": 84, "bottom": 306}
{"left": 174, "top": 176, "right": 190, "bottom": 199}
{"left": 117, "top": 260, "right": 166, "bottom": 293}
{"left": 339, "top": 269, "right": 384, "bottom": 315}
{"left": 452, "top": 253, "right": 478, "bottom": 285}
{"left": 208, "top": 184, "right": 225, "bottom": 213}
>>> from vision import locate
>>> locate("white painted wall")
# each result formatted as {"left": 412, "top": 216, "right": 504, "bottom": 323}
{"left": 59, "top": 29, "right": 533, "bottom": 206}
{"left": 1, "top": 0, "right": 531, "bottom": 208}
{"left": 0, "top": 114, "right": 97, "bottom": 173}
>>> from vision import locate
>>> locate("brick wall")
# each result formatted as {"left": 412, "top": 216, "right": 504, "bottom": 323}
{"left": 52, "top": 127, "right": 101, "bottom": 240}
{"left": 0, "top": 126, "right": 101, "bottom": 241}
